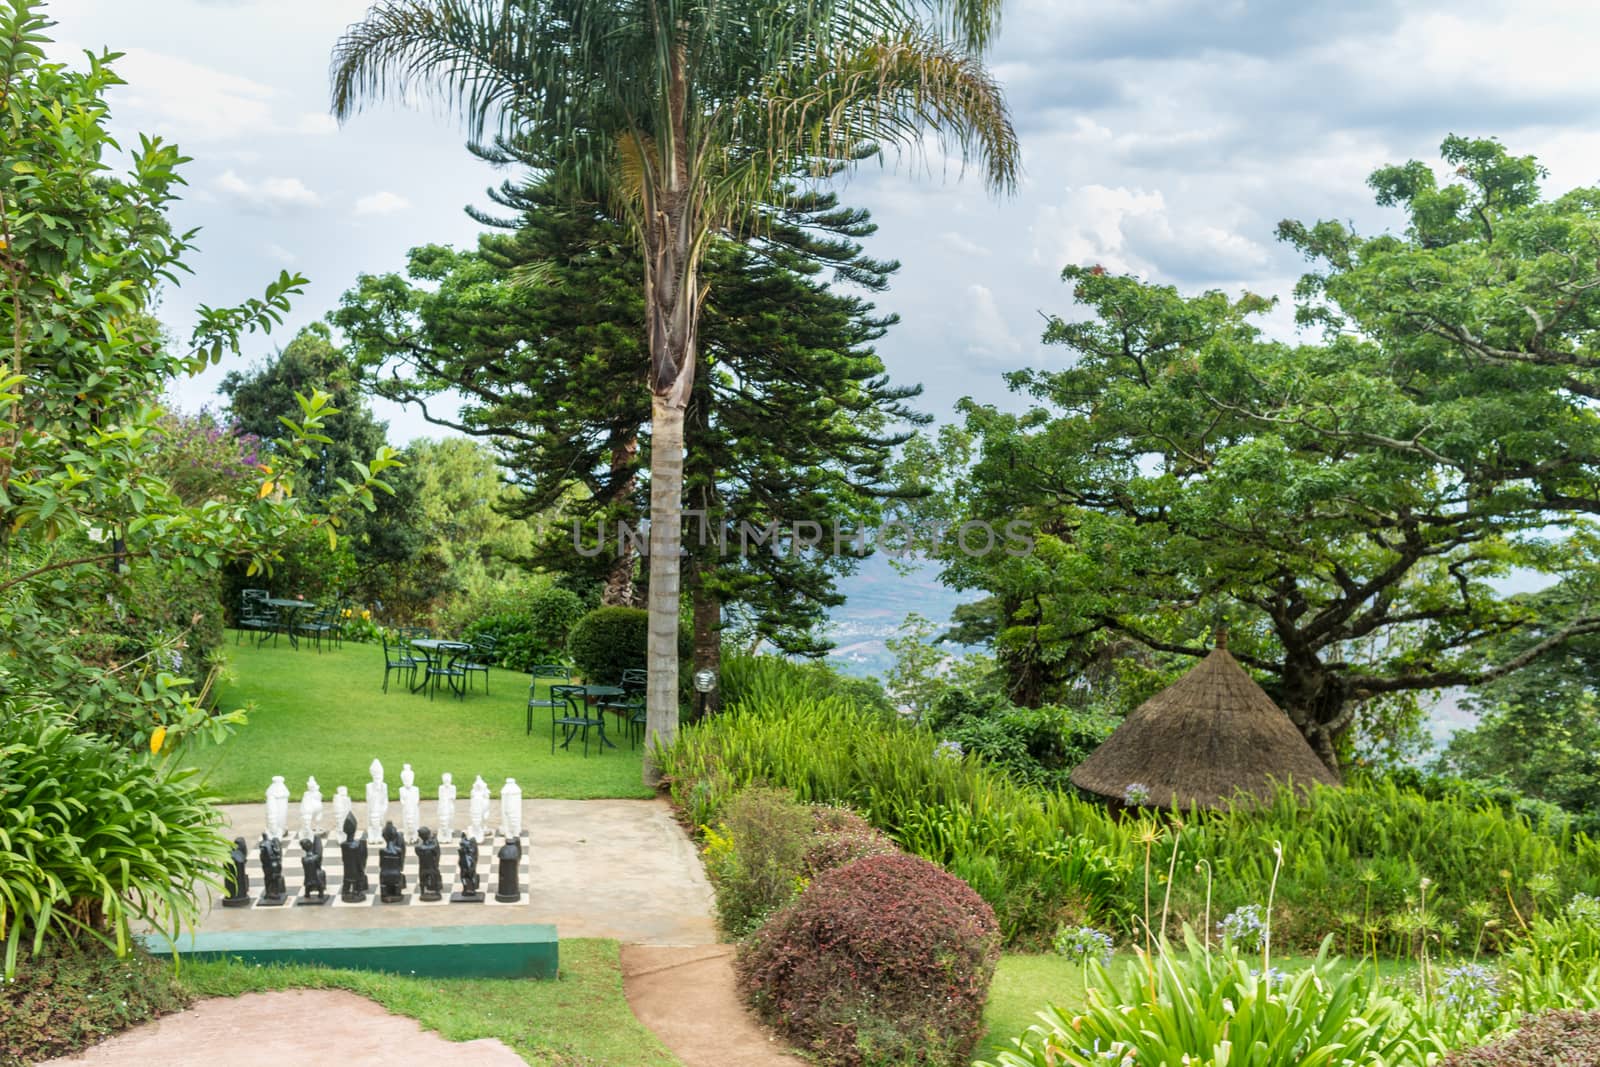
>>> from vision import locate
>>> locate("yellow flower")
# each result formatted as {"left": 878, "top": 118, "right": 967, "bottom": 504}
{"left": 149, "top": 726, "right": 167, "bottom": 754}
{"left": 361, "top": 609, "right": 371, "bottom": 620}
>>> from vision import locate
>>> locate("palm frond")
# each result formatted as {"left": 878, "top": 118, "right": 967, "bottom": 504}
{"left": 758, "top": 27, "right": 1019, "bottom": 195}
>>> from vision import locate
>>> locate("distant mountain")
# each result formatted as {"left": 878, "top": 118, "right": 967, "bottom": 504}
{"left": 822, "top": 554, "right": 973, "bottom": 678}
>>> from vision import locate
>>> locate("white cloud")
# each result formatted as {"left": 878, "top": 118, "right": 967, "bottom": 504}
{"left": 354, "top": 191, "right": 412, "bottom": 216}
{"left": 113, "top": 48, "right": 277, "bottom": 141}
{"left": 293, "top": 113, "right": 340, "bottom": 135}
{"left": 264, "top": 242, "right": 297, "bottom": 265}
{"left": 216, "top": 169, "right": 322, "bottom": 214}
{"left": 963, "top": 284, "right": 1025, "bottom": 360}
{"left": 938, "top": 232, "right": 992, "bottom": 258}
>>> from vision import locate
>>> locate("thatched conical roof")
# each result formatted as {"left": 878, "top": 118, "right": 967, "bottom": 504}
{"left": 1070, "top": 644, "right": 1339, "bottom": 810}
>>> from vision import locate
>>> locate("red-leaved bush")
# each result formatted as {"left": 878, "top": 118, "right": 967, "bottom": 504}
{"left": 737, "top": 851, "right": 1001, "bottom": 1067}
{"left": 1441, "top": 1009, "right": 1600, "bottom": 1066}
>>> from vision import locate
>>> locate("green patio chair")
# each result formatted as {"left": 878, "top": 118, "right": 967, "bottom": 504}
{"left": 549, "top": 683, "right": 603, "bottom": 756}
{"left": 527, "top": 663, "right": 570, "bottom": 736}
{"left": 381, "top": 631, "right": 420, "bottom": 693}
{"left": 460, "top": 634, "right": 497, "bottom": 693}
{"left": 236, "top": 589, "right": 277, "bottom": 645}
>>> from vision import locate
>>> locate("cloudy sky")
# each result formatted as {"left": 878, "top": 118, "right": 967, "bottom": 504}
{"left": 47, "top": 0, "right": 1600, "bottom": 442}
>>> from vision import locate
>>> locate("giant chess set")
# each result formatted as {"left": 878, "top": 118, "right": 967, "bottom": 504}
{"left": 222, "top": 760, "right": 531, "bottom": 909}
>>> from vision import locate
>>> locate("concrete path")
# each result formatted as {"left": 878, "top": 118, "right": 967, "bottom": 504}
{"left": 38, "top": 989, "right": 526, "bottom": 1066}
{"left": 622, "top": 945, "right": 808, "bottom": 1067}
{"left": 191, "top": 797, "right": 716, "bottom": 944}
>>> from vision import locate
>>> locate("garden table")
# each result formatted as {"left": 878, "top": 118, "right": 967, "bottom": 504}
{"left": 561, "top": 684, "right": 625, "bottom": 750}
{"left": 410, "top": 638, "right": 472, "bottom": 698}
{"left": 261, "top": 598, "right": 314, "bottom": 649}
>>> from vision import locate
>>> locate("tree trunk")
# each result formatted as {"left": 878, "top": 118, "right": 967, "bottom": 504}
{"left": 600, "top": 435, "right": 639, "bottom": 607}
{"left": 644, "top": 389, "right": 688, "bottom": 784}
{"left": 1278, "top": 661, "right": 1349, "bottom": 781}
{"left": 689, "top": 555, "right": 722, "bottom": 718}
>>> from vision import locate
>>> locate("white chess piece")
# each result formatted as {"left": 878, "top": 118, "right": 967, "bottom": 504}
{"left": 468, "top": 775, "right": 491, "bottom": 842}
{"left": 299, "top": 776, "right": 323, "bottom": 839}
{"left": 500, "top": 777, "right": 522, "bottom": 839}
{"left": 366, "top": 758, "right": 388, "bottom": 839}
{"left": 399, "top": 763, "right": 421, "bottom": 843}
{"left": 264, "top": 775, "right": 290, "bottom": 840}
{"left": 437, "top": 772, "right": 457, "bottom": 840}
{"left": 331, "top": 785, "right": 351, "bottom": 835}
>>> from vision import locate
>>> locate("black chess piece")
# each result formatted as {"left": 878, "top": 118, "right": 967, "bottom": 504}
{"left": 452, "top": 833, "right": 483, "bottom": 903}
{"left": 416, "top": 826, "right": 442, "bottom": 902}
{"left": 258, "top": 832, "right": 287, "bottom": 906}
{"left": 382, "top": 820, "right": 408, "bottom": 889}
{"left": 222, "top": 836, "right": 250, "bottom": 907}
{"left": 297, "top": 834, "right": 329, "bottom": 905}
{"left": 378, "top": 828, "right": 406, "bottom": 903}
{"left": 339, "top": 811, "right": 369, "bottom": 903}
{"left": 495, "top": 838, "right": 520, "bottom": 903}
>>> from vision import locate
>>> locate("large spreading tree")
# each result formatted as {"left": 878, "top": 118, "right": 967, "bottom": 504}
{"left": 329, "top": 0, "right": 1017, "bottom": 781}
{"left": 941, "top": 137, "right": 1600, "bottom": 773}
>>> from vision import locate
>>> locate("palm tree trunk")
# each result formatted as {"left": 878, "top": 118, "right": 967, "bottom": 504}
{"left": 644, "top": 388, "right": 688, "bottom": 784}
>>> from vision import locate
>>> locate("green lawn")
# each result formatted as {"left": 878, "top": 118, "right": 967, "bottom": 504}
{"left": 177, "top": 938, "right": 682, "bottom": 1066}
{"left": 187, "top": 639, "right": 655, "bottom": 803}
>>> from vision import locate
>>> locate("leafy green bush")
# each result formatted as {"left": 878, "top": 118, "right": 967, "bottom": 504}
{"left": 739, "top": 852, "right": 1001, "bottom": 1067}
{"left": 462, "top": 587, "right": 586, "bottom": 671}
{"left": 0, "top": 944, "right": 189, "bottom": 1066}
{"left": 0, "top": 698, "right": 227, "bottom": 977}
{"left": 978, "top": 934, "right": 1419, "bottom": 1067}
{"left": 1442, "top": 1010, "right": 1600, "bottom": 1066}
{"left": 566, "top": 606, "right": 691, "bottom": 686}
{"left": 700, "top": 789, "right": 900, "bottom": 939}
{"left": 702, "top": 787, "right": 816, "bottom": 939}
{"left": 927, "top": 688, "right": 1117, "bottom": 791}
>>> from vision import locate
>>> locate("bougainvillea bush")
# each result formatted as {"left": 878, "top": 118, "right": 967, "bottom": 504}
{"left": 737, "top": 852, "right": 1001, "bottom": 1067}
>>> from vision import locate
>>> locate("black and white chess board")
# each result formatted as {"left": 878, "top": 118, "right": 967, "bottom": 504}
{"left": 249, "top": 830, "right": 531, "bottom": 908}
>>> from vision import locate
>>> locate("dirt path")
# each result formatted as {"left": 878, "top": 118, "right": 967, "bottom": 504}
{"left": 37, "top": 989, "right": 525, "bottom": 1067}
{"left": 621, "top": 945, "right": 807, "bottom": 1067}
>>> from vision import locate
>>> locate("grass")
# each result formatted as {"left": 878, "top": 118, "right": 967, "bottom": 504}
{"left": 187, "top": 638, "right": 655, "bottom": 803}
{"left": 974, "top": 950, "right": 1418, "bottom": 1062}
{"left": 176, "top": 938, "right": 682, "bottom": 1067}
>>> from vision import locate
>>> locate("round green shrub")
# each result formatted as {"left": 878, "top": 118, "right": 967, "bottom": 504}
{"left": 1442, "top": 1010, "right": 1600, "bottom": 1066}
{"left": 565, "top": 606, "right": 690, "bottom": 685}
{"left": 737, "top": 852, "right": 1001, "bottom": 1067}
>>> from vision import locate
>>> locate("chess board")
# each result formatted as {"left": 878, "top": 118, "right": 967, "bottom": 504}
{"left": 247, "top": 830, "right": 531, "bottom": 909}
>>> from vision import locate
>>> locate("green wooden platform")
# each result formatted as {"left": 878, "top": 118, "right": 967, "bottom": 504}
{"left": 143, "top": 924, "right": 559, "bottom": 978}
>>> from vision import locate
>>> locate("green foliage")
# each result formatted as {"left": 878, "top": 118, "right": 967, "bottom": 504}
{"left": 0, "top": 696, "right": 227, "bottom": 977}
{"left": 926, "top": 687, "right": 1118, "bottom": 792}
{"left": 738, "top": 851, "right": 1001, "bottom": 1067}
{"left": 665, "top": 656, "right": 1132, "bottom": 944}
{"left": 566, "top": 606, "right": 691, "bottom": 686}
{"left": 978, "top": 934, "right": 1419, "bottom": 1067}
{"left": 701, "top": 787, "right": 816, "bottom": 939}
{"left": 700, "top": 788, "right": 897, "bottom": 939}
{"left": 0, "top": 2, "right": 400, "bottom": 749}
{"left": 667, "top": 655, "right": 1600, "bottom": 951}
{"left": 0, "top": 944, "right": 188, "bottom": 1066}
{"left": 936, "top": 136, "right": 1600, "bottom": 767}
{"left": 461, "top": 587, "right": 586, "bottom": 671}
{"left": 567, "top": 606, "right": 648, "bottom": 682}
{"left": 1442, "top": 1011, "right": 1600, "bottom": 1067}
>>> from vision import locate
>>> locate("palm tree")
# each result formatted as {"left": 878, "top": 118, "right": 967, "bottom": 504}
{"left": 330, "top": 0, "right": 1020, "bottom": 784}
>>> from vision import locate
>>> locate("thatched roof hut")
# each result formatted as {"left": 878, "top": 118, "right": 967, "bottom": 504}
{"left": 1069, "top": 641, "right": 1339, "bottom": 810}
